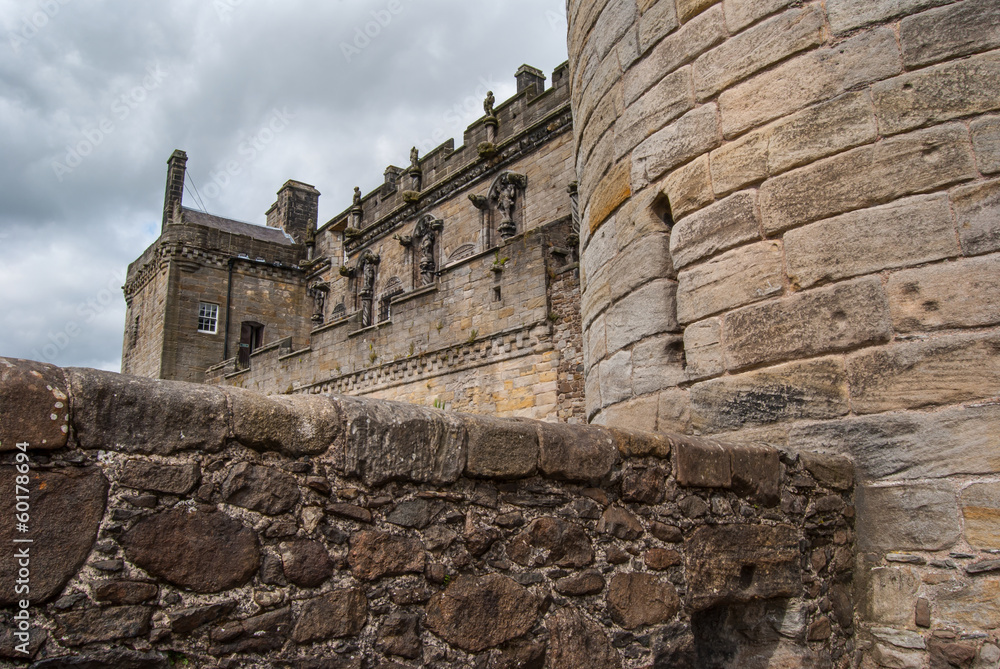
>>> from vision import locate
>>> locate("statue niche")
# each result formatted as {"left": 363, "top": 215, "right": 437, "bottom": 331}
{"left": 414, "top": 215, "right": 443, "bottom": 286}
{"left": 358, "top": 249, "right": 380, "bottom": 327}
{"left": 488, "top": 172, "right": 527, "bottom": 241}
{"left": 309, "top": 282, "right": 329, "bottom": 324}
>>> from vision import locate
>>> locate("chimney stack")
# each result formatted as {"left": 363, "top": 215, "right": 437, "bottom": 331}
{"left": 515, "top": 64, "right": 546, "bottom": 96}
{"left": 268, "top": 180, "right": 321, "bottom": 245}
{"left": 162, "top": 149, "right": 187, "bottom": 231}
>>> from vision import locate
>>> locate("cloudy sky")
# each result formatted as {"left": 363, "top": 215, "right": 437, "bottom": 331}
{"left": 0, "top": 0, "right": 570, "bottom": 372}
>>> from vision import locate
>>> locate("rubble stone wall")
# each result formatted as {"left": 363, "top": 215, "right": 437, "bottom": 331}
{"left": 568, "top": 0, "right": 1000, "bottom": 665}
{"left": 1, "top": 357, "right": 853, "bottom": 668}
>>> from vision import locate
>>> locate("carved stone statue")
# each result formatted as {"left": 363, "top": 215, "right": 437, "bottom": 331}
{"left": 353, "top": 186, "right": 362, "bottom": 208}
{"left": 410, "top": 147, "right": 420, "bottom": 170}
{"left": 359, "top": 250, "right": 380, "bottom": 327}
{"left": 310, "top": 283, "right": 328, "bottom": 324}
{"left": 498, "top": 181, "right": 516, "bottom": 224}
{"left": 414, "top": 216, "right": 443, "bottom": 287}
{"left": 489, "top": 172, "right": 527, "bottom": 241}
{"left": 484, "top": 91, "right": 495, "bottom": 118}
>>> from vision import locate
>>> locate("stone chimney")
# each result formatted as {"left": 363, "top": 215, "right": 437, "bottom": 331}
{"left": 268, "top": 180, "right": 320, "bottom": 245}
{"left": 515, "top": 64, "right": 546, "bottom": 96}
{"left": 162, "top": 149, "right": 187, "bottom": 231}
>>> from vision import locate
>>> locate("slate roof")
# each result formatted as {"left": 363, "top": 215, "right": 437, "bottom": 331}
{"left": 181, "top": 207, "right": 296, "bottom": 246}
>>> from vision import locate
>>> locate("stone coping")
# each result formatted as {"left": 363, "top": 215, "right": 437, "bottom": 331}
{"left": 0, "top": 356, "right": 845, "bottom": 496}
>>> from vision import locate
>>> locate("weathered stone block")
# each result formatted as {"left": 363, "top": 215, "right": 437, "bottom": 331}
{"left": 609, "top": 233, "right": 673, "bottom": 303}
{"left": 94, "top": 581, "right": 158, "bottom": 606}
{"left": 659, "top": 155, "right": 713, "bottom": 219}
{"left": 606, "top": 278, "right": 679, "bottom": 354}
{"left": 538, "top": 421, "right": 619, "bottom": 482}
{"left": 709, "top": 130, "right": 769, "bottom": 196}
{"left": 972, "top": 115, "right": 1000, "bottom": 175}
{"left": 684, "top": 524, "right": 800, "bottom": 610}
{"left": 723, "top": 277, "right": 892, "bottom": 371}
{"left": 826, "top": 0, "right": 951, "bottom": 34}
{"left": 119, "top": 461, "right": 200, "bottom": 496}
{"left": 227, "top": 389, "right": 340, "bottom": 456}
{"left": 376, "top": 611, "right": 422, "bottom": 660}
{"left": 608, "top": 425, "right": 673, "bottom": 458}
{"left": 280, "top": 539, "right": 333, "bottom": 588}
{"left": 348, "top": 531, "right": 426, "bottom": 581}
{"left": 691, "top": 356, "right": 849, "bottom": 431}
{"left": 729, "top": 443, "right": 781, "bottom": 505}
{"left": 719, "top": 28, "right": 900, "bottom": 137}
{"left": 683, "top": 318, "right": 724, "bottom": 380}
{"left": 676, "top": 240, "right": 784, "bottom": 324}
{"left": 120, "top": 509, "right": 260, "bottom": 593}
{"left": 0, "top": 467, "right": 107, "bottom": 605}
{"left": 638, "top": 0, "right": 679, "bottom": 53}
{"left": 631, "top": 333, "right": 686, "bottom": 395}
{"left": 954, "top": 177, "right": 1000, "bottom": 255}
{"left": 590, "top": 160, "right": 632, "bottom": 233}
{"left": 931, "top": 576, "right": 1000, "bottom": 630}
{"left": 631, "top": 104, "right": 720, "bottom": 188}
{"left": 962, "top": 481, "right": 1000, "bottom": 550}
{"left": 900, "top": 0, "right": 1000, "bottom": 68}
{"left": 848, "top": 331, "right": 1000, "bottom": 414}
{"left": 856, "top": 483, "right": 961, "bottom": 552}
{"left": 799, "top": 452, "right": 854, "bottom": 491}
{"left": 547, "top": 609, "right": 622, "bottom": 669}
{"left": 508, "top": 517, "right": 594, "bottom": 567}
{"left": 861, "top": 567, "right": 920, "bottom": 627}
{"left": 0, "top": 357, "right": 69, "bottom": 450}
{"left": 784, "top": 194, "right": 959, "bottom": 289}
{"left": 330, "top": 395, "right": 467, "bottom": 486}
{"left": 791, "top": 404, "right": 1000, "bottom": 482}
{"left": 615, "top": 67, "right": 694, "bottom": 161}
{"left": 464, "top": 414, "right": 539, "bottom": 479}
{"left": 723, "top": 0, "right": 794, "bottom": 32}
{"left": 222, "top": 462, "right": 300, "bottom": 515}
{"left": 599, "top": 505, "right": 645, "bottom": 540}
{"left": 872, "top": 51, "right": 1000, "bottom": 136}
{"left": 761, "top": 123, "right": 976, "bottom": 235}
{"left": 887, "top": 254, "right": 1000, "bottom": 332}
{"left": 425, "top": 574, "right": 539, "bottom": 653}
{"left": 599, "top": 349, "right": 633, "bottom": 407}
{"left": 291, "top": 589, "right": 367, "bottom": 644}
{"left": 669, "top": 189, "right": 761, "bottom": 270}
{"left": 767, "top": 90, "right": 879, "bottom": 176}
{"left": 678, "top": 0, "right": 717, "bottom": 22}
{"left": 607, "top": 573, "right": 680, "bottom": 629}
{"left": 674, "top": 437, "right": 731, "bottom": 487}
{"left": 693, "top": 5, "right": 825, "bottom": 100}
{"left": 69, "top": 368, "right": 229, "bottom": 454}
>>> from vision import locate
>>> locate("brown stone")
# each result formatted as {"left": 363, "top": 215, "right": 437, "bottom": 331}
{"left": 901, "top": 0, "right": 1000, "bottom": 68}
{"left": 674, "top": 437, "right": 731, "bottom": 488}
{"left": 221, "top": 462, "right": 300, "bottom": 515}
{"left": 932, "top": 576, "right": 1000, "bottom": 630}
{"left": 953, "top": 177, "right": 1000, "bottom": 255}
{"left": 68, "top": 367, "right": 229, "bottom": 454}
{"left": 0, "top": 466, "right": 107, "bottom": 605}
{"left": 645, "top": 548, "right": 682, "bottom": 570}
{"left": 119, "top": 461, "right": 201, "bottom": 496}
{"left": 464, "top": 413, "right": 539, "bottom": 479}
{"left": 55, "top": 606, "right": 152, "bottom": 646}
{"left": 555, "top": 569, "right": 606, "bottom": 596}
{"left": 598, "top": 506, "right": 644, "bottom": 540}
{"left": 799, "top": 452, "right": 854, "bottom": 491}
{"left": 481, "top": 638, "right": 547, "bottom": 669}
{"left": 607, "top": 572, "right": 680, "bottom": 629}
{"left": 508, "top": 516, "right": 594, "bottom": 567}
{"left": 0, "top": 357, "right": 69, "bottom": 450}
{"left": 327, "top": 502, "right": 373, "bottom": 524}
{"left": 650, "top": 522, "right": 683, "bottom": 543}
{"left": 676, "top": 240, "right": 785, "bottom": 324}
{"left": 291, "top": 589, "right": 367, "bottom": 643}
{"left": 887, "top": 254, "right": 1000, "bottom": 332}
{"left": 915, "top": 597, "right": 932, "bottom": 628}
{"left": 376, "top": 612, "right": 422, "bottom": 660}
{"left": 856, "top": 483, "right": 961, "bottom": 552}
{"left": 807, "top": 616, "right": 832, "bottom": 641}
{"left": 684, "top": 524, "right": 801, "bottom": 610}
{"left": 348, "top": 531, "right": 426, "bottom": 581}
{"left": 120, "top": 509, "right": 260, "bottom": 593}
{"left": 227, "top": 388, "right": 341, "bottom": 456}
{"left": 729, "top": 443, "right": 781, "bottom": 506}
{"left": 962, "top": 481, "right": 1000, "bottom": 550}
{"left": 590, "top": 160, "right": 632, "bottom": 233}
{"left": 631, "top": 104, "right": 720, "bottom": 188}
{"left": 537, "top": 422, "right": 618, "bottom": 483}
{"left": 280, "top": 539, "right": 333, "bottom": 588}
{"left": 93, "top": 580, "right": 158, "bottom": 605}
{"left": 621, "top": 467, "right": 666, "bottom": 504}
{"left": 547, "top": 608, "right": 621, "bottom": 669}
{"left": 169, "top": 602, "right": 235, "bottom": 635}
{"left": 425, "top": 574, "right": 539, "bottom": 652}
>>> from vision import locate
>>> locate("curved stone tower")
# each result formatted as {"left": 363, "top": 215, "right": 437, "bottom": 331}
{"left": 569, "top": 0, "right": 1000, "bottom": 661}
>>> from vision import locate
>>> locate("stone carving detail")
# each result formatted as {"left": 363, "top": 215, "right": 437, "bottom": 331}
{"left": 489, "top": 172, "right": 527, "bottom": 241}
{"left": 414, "top": 215, "right": 444, "bottom": 286}
{"left": 309, "top": 282, "right": 329, "bottom": 324}
{"left": 359, "top": 250, "right": 381, "bottom": 327}
{"left": 408, "top": 147, "right": 422, "bottom": 192}
{"left": 484, "top": 91, "right": 498, "bottom": 144}
{"left": 351, "top": 187, "right": 363, "bottom": 229}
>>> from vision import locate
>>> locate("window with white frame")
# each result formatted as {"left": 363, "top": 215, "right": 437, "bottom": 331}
{"left": 197, "top": 302, "right": 219, "bottom": 334}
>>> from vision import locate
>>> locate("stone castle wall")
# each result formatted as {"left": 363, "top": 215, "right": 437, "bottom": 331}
{"left": 568, "top": 0, "right": 1000, "bottom": 665}
{"left": 0, "top": 357, "right": 854, "bottom": 668}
